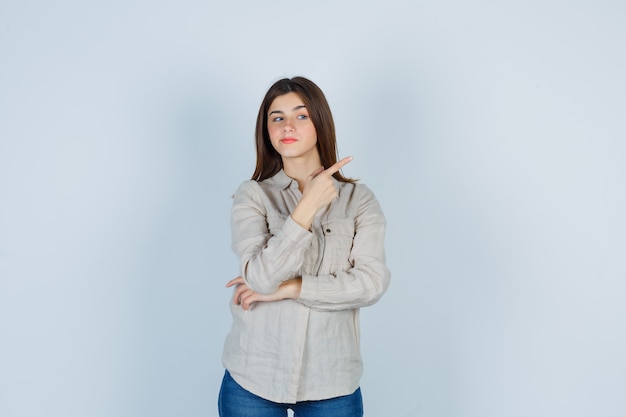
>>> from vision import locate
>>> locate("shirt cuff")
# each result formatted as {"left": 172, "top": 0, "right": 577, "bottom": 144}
{"left": 283, "top": 215, "right": 313, "bottom": 246}
{"left": 298, "top": 273, "right": 319, "bottom": 307}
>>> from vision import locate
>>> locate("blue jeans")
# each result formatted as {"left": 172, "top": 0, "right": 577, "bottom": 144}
{"left": 218, "top": 370, "right": 364, "bottom": 417}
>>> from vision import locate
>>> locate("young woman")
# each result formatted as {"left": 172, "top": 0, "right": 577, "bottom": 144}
{"left": 219, "top": 77, "right": 390, "bottom": 417}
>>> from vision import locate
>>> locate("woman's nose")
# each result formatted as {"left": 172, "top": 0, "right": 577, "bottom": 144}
{"left": 283, "top": 121, "right": 295, "bottom": 132}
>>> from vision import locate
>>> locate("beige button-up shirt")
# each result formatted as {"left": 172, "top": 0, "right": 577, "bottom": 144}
{"left": 222, "top": 170, "right": 390, "bottom": 403}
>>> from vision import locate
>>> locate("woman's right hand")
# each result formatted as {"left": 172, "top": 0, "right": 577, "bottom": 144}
{"left": 291, "top": 156, "right": 352, "bottom": 229}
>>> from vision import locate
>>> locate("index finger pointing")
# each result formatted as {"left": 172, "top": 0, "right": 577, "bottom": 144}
{"left": 325, "top": 156, "right": 353, "bottom": 175}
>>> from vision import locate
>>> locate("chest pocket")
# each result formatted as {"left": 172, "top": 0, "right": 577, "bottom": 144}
{"left": 321, "top": 219, "right": 355, "bottom": 269}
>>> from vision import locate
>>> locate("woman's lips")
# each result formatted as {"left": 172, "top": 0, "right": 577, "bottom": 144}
{"left": 280, "top": 138, "right": 297, "bottom": 144}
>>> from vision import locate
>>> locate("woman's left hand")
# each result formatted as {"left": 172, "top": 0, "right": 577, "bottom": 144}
{"left": 226, "top": 276, "right": 302, "bottom": 310}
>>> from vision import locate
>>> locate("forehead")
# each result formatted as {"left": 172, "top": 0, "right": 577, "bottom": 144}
{"left": 268, "top": 92, "right": 306, "bottom": 111}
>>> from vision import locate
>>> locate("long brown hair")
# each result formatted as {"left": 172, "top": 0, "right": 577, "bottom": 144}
{"left": 251, "top": 77, "right": 355, "bottom": 183}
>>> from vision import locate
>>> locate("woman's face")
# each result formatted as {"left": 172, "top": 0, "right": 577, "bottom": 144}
{"left": 267, "top": 92, "right": 319, "bottom": 162}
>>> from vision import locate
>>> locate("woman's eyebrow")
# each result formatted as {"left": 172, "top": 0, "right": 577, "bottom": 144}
{"left": 268, "top": 105, "right": 307, "bottom": 116}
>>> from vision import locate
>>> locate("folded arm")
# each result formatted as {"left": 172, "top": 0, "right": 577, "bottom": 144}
{"left": 231, "top": 181, "right": 311, "bottom": 294}
{"left": 297, "top": 185, "right": 391, "bottom": 311}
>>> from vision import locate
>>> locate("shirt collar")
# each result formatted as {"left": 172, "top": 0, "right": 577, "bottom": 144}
{"left": 267, "top": 169, "right": 298, "bottom": 190}
{"left": 266, "top": 168, "right": 341, "bottom": 191}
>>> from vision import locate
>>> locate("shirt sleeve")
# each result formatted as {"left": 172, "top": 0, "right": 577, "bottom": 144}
{"left": 297, "top": 185, "right": 391, "bottom": 311}
{"left": 231, "top": 181, "right": 313, "bottom": 294}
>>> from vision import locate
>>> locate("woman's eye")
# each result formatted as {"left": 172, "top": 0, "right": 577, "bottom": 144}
{"left": 272, "top": 116, "right": 283, "bottom": 122}
{"left": 297, "top": 114, "right": 308, "bottom": 120}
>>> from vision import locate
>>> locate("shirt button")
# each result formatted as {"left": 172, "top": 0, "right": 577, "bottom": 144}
{"left": 326, "top": 229, "right": 331, "bottom": 233}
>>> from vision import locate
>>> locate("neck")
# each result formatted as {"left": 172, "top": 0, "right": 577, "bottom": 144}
{"left": 282, "top": 155, "right": 323, "bottom": 191}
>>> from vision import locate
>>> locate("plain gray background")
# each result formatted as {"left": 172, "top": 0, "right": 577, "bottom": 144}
{"left": 1, "top": 1, "right": 625, "bottom": 416}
